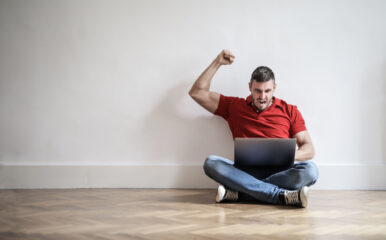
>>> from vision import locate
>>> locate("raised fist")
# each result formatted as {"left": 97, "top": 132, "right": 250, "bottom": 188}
{"left": 215, "top": 49, "right": 235, "bottom": 65}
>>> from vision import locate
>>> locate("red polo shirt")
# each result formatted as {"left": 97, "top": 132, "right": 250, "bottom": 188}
{"left": 214, "top": 94, "right": 307, "bottom": 139}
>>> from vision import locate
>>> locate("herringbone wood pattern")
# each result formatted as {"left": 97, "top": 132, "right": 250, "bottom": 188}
{"left": 0, "top": 189, "right": 385, "bottom": 240}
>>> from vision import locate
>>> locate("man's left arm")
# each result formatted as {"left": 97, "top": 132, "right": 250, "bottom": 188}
{"left": 293, "top": 130, "right": 315, "bottom": 162}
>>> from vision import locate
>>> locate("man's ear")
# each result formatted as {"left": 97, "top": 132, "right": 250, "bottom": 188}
{"left": 249, "top": 82, "right": 252, "bottom": 92}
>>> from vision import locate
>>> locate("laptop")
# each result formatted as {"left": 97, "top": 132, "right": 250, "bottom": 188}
{"left": 234, "top": 138, "right": 297, "bottom": 178}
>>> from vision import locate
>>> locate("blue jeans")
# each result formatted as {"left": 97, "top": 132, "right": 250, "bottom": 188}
{"left": 203, "top": 155, "right": 319, "bottom": 204}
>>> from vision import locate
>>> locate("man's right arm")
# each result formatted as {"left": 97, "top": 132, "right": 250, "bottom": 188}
{"left": 189, "top": 49, "right": 235, "bottom": 113}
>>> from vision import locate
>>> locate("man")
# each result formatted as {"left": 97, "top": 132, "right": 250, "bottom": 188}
{"left": 189, "top": 49, "right": 319, "bottom": 208}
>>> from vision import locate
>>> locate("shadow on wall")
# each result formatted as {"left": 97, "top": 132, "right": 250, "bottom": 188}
{"left": 133, "top": 80, "right": 234, "bottom": 166}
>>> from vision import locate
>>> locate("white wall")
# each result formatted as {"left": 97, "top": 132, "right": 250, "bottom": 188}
{"left": 0, "top": 0, "right": 385, "bottom": 189}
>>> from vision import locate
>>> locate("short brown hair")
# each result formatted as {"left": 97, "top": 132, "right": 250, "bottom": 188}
{"left": 251, "top": 66, "right": 275, "bottom": 83}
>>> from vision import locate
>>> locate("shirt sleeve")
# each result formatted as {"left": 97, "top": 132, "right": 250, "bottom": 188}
{"left": 213, "top": 94, "right": 232, "bottom": 120}
{"left": 289, "top": 106, "right": 307, "bottom": 137}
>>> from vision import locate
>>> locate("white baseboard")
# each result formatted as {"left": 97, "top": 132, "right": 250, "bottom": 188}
{"left": 0, "top": 165, "right": 385, "bottom": 190}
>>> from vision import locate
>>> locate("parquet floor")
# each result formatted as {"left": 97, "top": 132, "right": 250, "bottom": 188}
{"left": 0, "top": 189, "right": 385, "bottom": 240}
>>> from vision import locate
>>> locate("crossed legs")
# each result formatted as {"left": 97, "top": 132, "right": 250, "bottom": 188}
{"left": 203, "top": 155, "right": 319, "bottom": 204}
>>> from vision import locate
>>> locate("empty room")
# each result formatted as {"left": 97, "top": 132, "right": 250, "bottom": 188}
{"left": 0, "top": 0, "right": 385, "bottom": 239}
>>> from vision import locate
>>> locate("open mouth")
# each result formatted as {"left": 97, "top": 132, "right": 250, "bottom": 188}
{"left": 257, "top": 100, "right": 266, "bottom": 104}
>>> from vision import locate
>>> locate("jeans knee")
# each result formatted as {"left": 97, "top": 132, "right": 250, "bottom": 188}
{"left": 287, "top": 161, "right": 319, "bottom": 189}
{"left": 303, "top": 161, "right": 319, "bottom": 185}
{"left": 206, "top": 155, "right": 218, "bottom": 162}
{"left": 203, "top": 155, "right": 233, "bottom": 178}
{"left": 203, "top": 156, "right": 218, "bottom": 176}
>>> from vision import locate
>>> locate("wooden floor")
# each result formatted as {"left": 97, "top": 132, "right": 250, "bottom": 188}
{"left": 0, "top": 189, "right": 385, "bottom": 240}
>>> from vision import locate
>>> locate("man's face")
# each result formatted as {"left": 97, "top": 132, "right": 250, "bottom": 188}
{"left": 249, "top": 79, "right": 276, "bottom": 111}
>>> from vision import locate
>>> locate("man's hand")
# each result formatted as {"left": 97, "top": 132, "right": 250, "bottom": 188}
{"left": 215, "top": 49, "right": 235, "bottom": 65}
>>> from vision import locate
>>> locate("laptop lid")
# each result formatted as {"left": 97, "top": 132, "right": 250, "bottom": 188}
{"left": 234, "top": 138, "right": 296, "bottom": 168}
